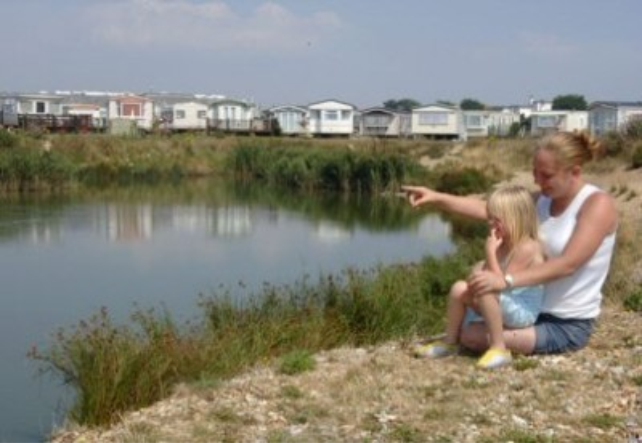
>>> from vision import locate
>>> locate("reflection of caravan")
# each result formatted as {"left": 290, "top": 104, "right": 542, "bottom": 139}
{"left": 214, "top": 206, "right": 252, "bottom": 237}
{"left": 315, "top": 221, "right": 351, "bottom": 243}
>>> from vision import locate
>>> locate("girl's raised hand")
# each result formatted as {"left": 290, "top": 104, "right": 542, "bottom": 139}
{"left": 486, "top": 227, "right": 503, "bottom": 254}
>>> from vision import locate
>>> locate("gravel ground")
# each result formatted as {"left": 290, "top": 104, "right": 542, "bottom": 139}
{"left": 52, "top": 307, "right": 642, "bottom": 443}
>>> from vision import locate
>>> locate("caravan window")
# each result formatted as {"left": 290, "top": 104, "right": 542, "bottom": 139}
{"left": 536, "top": 116, "right": 558, "bottom": 128}
{"left": 122, "top": 103, "right": 142, "bottom": 117}
{"left": 418, "top": 112, "right": 448, "bottom": 125}
{"left": 325, "top": 110, "right": 338, "bottom": 120}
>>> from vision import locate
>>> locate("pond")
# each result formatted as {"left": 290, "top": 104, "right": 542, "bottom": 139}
{"left": 0, "top": 180, "right": 455, "bottom": 442}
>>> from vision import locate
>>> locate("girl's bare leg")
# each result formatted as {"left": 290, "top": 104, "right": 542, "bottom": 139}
{"left": 444, "top": 280, "right": 472, "bottom": 345}
{"left": 475, "top": 292, "right": 505, "bottom": 350}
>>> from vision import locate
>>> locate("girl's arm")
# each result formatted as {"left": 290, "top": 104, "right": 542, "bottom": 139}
{"left": 401, "top": 185, "right": 488, "bottom": 221}
{"left": 484, "top": 227, "right": 503, "bottom": 276}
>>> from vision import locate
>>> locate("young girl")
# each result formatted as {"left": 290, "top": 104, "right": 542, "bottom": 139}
{"left": 414, "top": 184, "right": 545, "bottom": 369}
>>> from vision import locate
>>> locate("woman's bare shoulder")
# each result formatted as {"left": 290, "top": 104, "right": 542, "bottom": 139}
{"left": 580, "top": 188, "right": 619, "bottom": 233}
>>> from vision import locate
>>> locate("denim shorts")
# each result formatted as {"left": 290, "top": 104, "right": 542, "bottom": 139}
{"left": 533, "top": 313, "right": 596, "bottom": 355}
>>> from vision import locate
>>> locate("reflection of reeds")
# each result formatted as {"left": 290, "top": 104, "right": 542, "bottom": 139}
{"left": 30, "top": 246, "right": 480, "bottom": 427}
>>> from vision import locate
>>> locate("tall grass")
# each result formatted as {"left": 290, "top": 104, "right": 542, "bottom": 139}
{"left": 30, "top": 240, "right": 482, "bottom": 427}
{"left": 0, "top": 133, "right": 233, "bottom": 191}
{"left": 227, "top": 141, "right": 426, "bottom": 194}
{"left": 0, "top": 126, "right": 77, "bottom": 190}
{"left": 0, "top": 133, "right": 436, "bottom": 193}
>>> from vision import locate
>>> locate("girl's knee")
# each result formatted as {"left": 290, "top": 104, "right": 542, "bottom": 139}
{"left": 449, "top": 280, "right": 469, "bottom": 301}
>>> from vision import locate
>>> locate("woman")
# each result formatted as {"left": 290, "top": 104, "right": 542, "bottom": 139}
{"left": 403, "top": 131, "right": 618, "bottom": 355}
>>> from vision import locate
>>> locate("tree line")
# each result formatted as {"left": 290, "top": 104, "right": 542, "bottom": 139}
{"left": 382, "top": 94, "right": 588, "bottom": 111}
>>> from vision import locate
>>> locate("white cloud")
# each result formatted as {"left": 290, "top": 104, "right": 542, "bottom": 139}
{"left": 84, "top": 0, "right": 343, "bottom": 51}
{"left": 518, "top": 32, "right": 579, "bottom": 58}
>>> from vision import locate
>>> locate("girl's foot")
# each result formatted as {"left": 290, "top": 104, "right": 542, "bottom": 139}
{"left": 476, "top": 347, "right": 512, "bottom": 369}
{"left": 413, "top": 340, "right": 457, "bottom": 359}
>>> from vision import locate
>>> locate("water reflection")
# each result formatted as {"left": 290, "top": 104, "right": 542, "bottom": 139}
{"left": 0, "top": 181, "right": 434, "bottom": 246}
{"left": 106, "top": 204, "right": 153, "bottom": 241}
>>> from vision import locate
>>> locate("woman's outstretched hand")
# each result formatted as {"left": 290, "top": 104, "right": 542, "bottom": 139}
{"left": 400, "top": 185, "right": 439, "bottom": 208}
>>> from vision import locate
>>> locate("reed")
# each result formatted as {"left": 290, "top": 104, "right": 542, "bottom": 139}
{"left": 0, "top": 146, "right": 76, "bottom": 191}
{"left": 227, "top": 141, "right": 426, "bottom": 194}
{"left": 0, "top": 134, "right": 439, "bottom": 193}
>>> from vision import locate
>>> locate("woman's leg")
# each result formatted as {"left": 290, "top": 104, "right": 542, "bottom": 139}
{"left": 460, "top": 321, "right": 537, "bottom": 355}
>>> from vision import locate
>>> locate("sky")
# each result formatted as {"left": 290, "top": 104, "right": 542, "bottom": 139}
{"left": 1, "top": 0, "right": 640, "bottom": 109}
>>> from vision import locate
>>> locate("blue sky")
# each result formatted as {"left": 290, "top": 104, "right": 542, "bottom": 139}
{"left": 1, "top": 0, "right": 640, "bottom": 108}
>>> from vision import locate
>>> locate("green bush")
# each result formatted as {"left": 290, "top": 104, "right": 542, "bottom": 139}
{"left": 433, "top": 166, "right": 497, "bottom": 196}
{"left": 622, "top": 117, "right": 642, "bottom": 139}
{"left": 278, "top": 350, "right": 316, "bottom": 375}
{"left": 630, "top": 142, "right": 642, "bottom": 169}
{"left": 623, "top": 289, "right": 642, "bottom": 312}
{"left": 227, "top": 143, "right": 422, "bottom": 194}
{"left": 600, "top": 131, "right": 627, "bottom": 158}
{"left": 0, "top": 130, "right": 20, "bottom": 149}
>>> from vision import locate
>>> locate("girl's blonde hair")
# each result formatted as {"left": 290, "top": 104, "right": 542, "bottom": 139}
{"left": 536, "top": 131, "right": 604, "bottom": 169}
{"left": 487, "top": 185, "right": 539, "bottom": 249}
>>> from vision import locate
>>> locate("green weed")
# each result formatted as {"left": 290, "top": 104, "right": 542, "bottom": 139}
{"left": 278, "top": 350, "right": 316, "bottom": 375}
{"left": 581, "top": 413, "right": 621, "bottom": 430}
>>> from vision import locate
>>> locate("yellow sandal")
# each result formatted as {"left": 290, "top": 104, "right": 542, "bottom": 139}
{"left": 477, "top": 348, "right": 512, "bottom": 369}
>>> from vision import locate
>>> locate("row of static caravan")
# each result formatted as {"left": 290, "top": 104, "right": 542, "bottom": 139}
{"left": 270, "top": 101, "right": 475, "bottom": 139}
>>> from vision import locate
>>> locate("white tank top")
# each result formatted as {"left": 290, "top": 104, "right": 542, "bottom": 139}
{"left": 537, "top": 184, "right": 616, "bottom": 319}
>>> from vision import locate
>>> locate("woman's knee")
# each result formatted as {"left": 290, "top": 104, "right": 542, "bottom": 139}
{"left": 460, "top": 323, "right": 488, "bottom": 352}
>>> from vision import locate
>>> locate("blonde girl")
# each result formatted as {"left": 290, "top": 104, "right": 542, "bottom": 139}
{"left": 414, "top": 185, "right": 545, "bottom": 369}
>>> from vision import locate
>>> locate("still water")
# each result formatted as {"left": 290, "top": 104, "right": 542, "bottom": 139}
{"left": 0, "top": 180, "right": 454, "bottom": 442}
